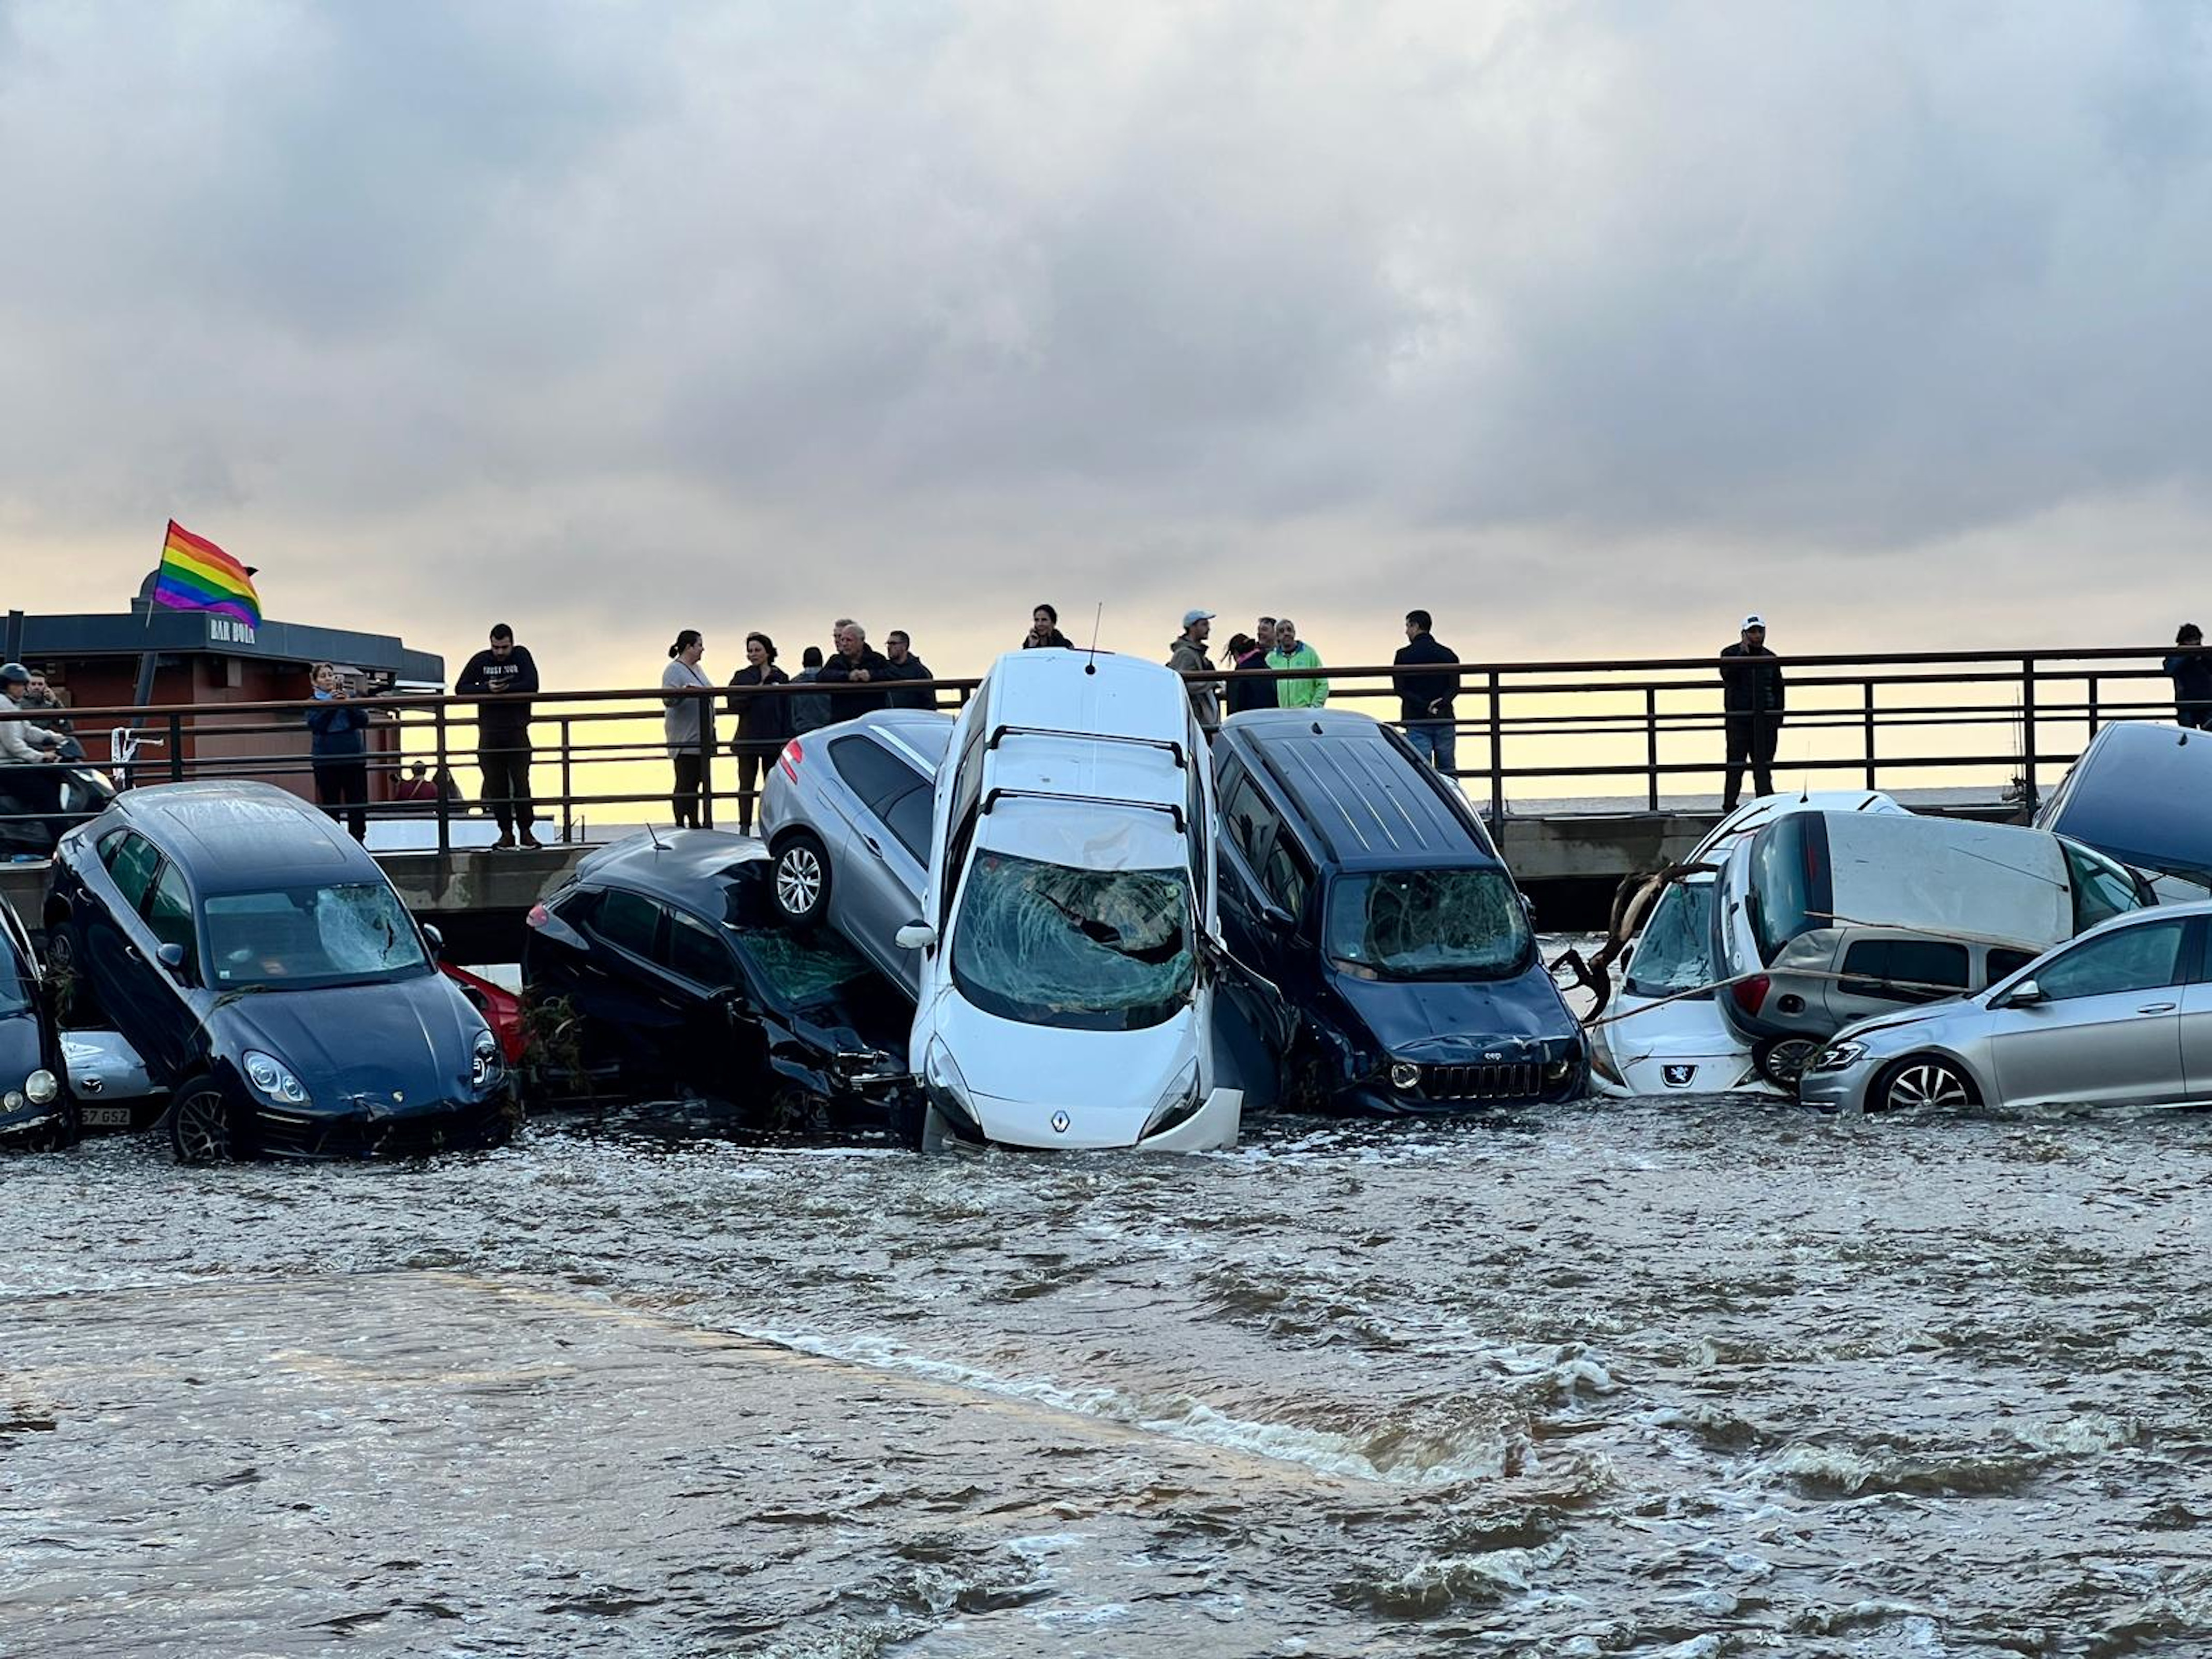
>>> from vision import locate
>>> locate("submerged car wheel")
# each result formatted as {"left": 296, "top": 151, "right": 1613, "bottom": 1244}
{"left": 771, "top": 833, "right": 832, "bottom": 928}
{"left": 1875, "top": 1055, "right": 1978, "bottom": 1113}
{"left": 168, "top": 1081, "right": 236, "bottom": 1165}
{"left": 1753, "top": 1036, "right": 1822, "bottom": 1092}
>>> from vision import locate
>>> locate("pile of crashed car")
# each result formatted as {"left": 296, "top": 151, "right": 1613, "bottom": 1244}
{"left": 5, "top": 647, "right": 2209, "bottom": 1162}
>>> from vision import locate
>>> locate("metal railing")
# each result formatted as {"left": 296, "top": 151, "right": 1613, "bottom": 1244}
{"left": 1, "top": 644, "right": 2203, "bottom": 850}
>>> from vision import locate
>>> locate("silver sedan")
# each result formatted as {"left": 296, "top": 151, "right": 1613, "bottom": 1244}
{"left": 1799, "top": 899, "right": 2212, "bottom": 1113}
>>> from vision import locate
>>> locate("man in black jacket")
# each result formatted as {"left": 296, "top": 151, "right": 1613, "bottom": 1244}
{"left": 817, "top": 621, "right": 893, "bottom": 717}
{"left": 455, "top": 622, "right": 543, "bottom": 849}
{"left": 1719, "top": 613, "right": 1785, "bottom": 812}
{"left": 1392, "top": 609, "right": 1461, "bottom": 773}
{"left": 879, "top": 630, "right": 936, "bottom": 711}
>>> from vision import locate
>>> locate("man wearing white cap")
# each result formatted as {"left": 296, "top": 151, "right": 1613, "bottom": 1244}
{"left": 1718, "top": 614, "right": 1785, "bottom": 811}
{"left": 1169, "top": 608, "right": 1221, "bottom": 735}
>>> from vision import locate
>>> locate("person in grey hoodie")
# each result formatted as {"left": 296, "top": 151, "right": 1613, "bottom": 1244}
{"left": 1168, "top": 609, "right": 1221, "bottom": 735}
{"left": 662, "top": 630, "right": 716, "bottom": 828}
{"left": 788, "top": 646, "right": 833, "bottom": 734}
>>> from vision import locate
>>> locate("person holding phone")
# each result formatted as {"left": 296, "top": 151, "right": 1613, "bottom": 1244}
{"left": 305, "top": 661, "right": 371, "bottom": 840}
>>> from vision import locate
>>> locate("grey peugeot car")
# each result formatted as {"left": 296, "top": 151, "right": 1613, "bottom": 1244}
{"left": 757, "top": 710, "right": 954, "bottom": 997}
{"left": 1799, "top": 899, "right": 2212, "bottom": 1114}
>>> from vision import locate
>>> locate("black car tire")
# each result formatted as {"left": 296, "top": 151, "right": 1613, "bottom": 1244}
{"left": 770, "top": 832, "right": 832, "bottom": 928}
{"left": 1753, "top": 1035, "right": 1822, "bottom": 1092}
{"left": 1873, "top": 1054, "right": 1979, "bottom": 1114}
{"left": 167, "top": 1080, "right": 237, "bottom": 1165}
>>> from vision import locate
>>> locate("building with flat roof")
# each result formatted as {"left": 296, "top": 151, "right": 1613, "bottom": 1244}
{"left": 4, "top": 587, "right": 446, "bottom": 804}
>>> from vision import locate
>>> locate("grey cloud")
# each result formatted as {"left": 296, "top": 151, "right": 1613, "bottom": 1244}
{"left": 3, "top": 1, "right": 2210, "bottom": 662}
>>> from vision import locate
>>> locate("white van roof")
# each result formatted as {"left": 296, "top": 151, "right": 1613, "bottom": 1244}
{"left": 972, "top": 648, "right": 1196, "bottom": 870}
{"left": 1822, "top": 812, "right": 2071, "bottom": 944}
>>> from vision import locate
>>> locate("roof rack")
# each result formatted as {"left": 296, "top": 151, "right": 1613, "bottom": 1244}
{"left": 981, "top": 788, "right": 1186, "bottom": 834}
{"left": 986, "top": 723, "right": 1186, "bottom": 769}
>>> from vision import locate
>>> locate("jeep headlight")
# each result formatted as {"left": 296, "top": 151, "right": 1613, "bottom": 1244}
{"left": 1388, "top": 1060, "right": 1421, "bottom": 1093}
{"left": 1142, "top": 1060, "right": 1203, "bottom": 1137}
{"left": 243, "top": 1050, "right": 309, "bottom": 1105}
{"left": 1809, "top": 1040, "right": 1866, "bottom": 1074}
{"left": 471, "top": 1029, "right": 503, "bottom": 1090}
{"left": 25, "top": 1069, "right": 59, "bottom": 1105}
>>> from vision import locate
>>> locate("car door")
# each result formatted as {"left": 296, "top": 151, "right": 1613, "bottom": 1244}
{"left": 1987, "top": 916, "right": 2193, "bottom": 1108}
{"left": 570, "top": 887, "right": 681, "bottom": 1085}
{"left": 823, "top": 734, "right": 932, "bottom": 989}
{"left": 1213, "top": 757, "right": 1279, "bottom": 971}
{"left": 82, "top": 830, "right": 166, "bottom": 1045}
{"left": 2175, "top": 921, "right": 2212, "bottom": 1102}
{"left": 130, "top": 858, "right": 206, "bottom": 1079}
{"left": 1826, "top": 934, "right": 1973, "bottom": 1026}
{"left": 660, "top": 905, "right": 763, "bottom": 1098}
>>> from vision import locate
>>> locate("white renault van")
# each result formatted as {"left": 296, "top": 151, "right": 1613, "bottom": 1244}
{"left": 896, "top": 649, "right": 1241, "bottom": 1151}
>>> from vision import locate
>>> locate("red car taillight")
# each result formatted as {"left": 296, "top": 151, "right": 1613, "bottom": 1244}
{"left": 778, "top": 738, "right": 804, "bottom": 782}
{"left": 526, "top": 902, "right": 551, "bottom": 929}
{"left": 1731, "top": 974, "right": 1771, "bottom": 1016}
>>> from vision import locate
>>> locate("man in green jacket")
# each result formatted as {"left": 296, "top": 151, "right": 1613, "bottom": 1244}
{"left": 1268, "top": 618, "right": 1328, "bottom": 708}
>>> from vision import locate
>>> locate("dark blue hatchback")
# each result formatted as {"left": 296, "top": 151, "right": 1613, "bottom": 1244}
{"left": 46, "top": 782, "right": 514, "bottom": 1161}
{"left": 1214, "top": 710, "right": 1585, "bottom": 1112}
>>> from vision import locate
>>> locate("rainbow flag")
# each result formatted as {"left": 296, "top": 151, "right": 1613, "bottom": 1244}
{"left": 153, "top": 520, "right": 261, "bottom": 626}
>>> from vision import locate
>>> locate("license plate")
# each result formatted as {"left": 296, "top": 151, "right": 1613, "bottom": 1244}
{"left": 80, "top": 1106, "right": 134, "bottom": 1128}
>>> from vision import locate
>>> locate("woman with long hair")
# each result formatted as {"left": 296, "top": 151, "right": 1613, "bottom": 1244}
{"left": 725, "top": 630, "right": 791, "bottom": 837}
{"left": 1024, "top": 602, "right": 1074, "bottom": 649}
{"left": 661, "top": 630, "right": 716, "bottom": 828}
{"left": 304, "top": 661, "right": 372, "bottom": 841}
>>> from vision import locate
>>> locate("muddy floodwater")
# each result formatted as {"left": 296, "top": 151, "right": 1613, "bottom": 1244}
{"left": 6, "top": 1092, "right": 2211, "bottom": 1655}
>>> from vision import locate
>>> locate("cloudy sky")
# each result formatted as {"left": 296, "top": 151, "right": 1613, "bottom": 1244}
{"left": 3, "top": 1, "right": 2207, "bottom": 687}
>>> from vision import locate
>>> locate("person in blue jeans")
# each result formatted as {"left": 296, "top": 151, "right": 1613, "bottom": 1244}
{"left": 305, "top": 662, "right": 372, "bottom": 840}
{"left": 1392, "top": 609, "right": 1461, "bottom": 773}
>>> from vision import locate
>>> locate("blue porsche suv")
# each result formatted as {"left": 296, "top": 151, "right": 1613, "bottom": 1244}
{"left": 47, "top": 782, "right": 514, "bottom": 1161}
{"left": 1214, "top": 710, "right": 1585, "bottom": 1112}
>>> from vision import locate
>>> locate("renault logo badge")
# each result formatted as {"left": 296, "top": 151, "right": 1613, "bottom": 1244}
{"left": 1051, "top": 1111, "right": 1071, "bottom": 1134}
{"left": 1662, "top": 1065, "right": 1695, "bottom": 1088}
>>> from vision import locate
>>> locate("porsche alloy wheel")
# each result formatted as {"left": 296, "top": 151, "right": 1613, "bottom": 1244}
{"left": 168, "top": 1082, "right": 235, "bottom": 1165}
{"left": 1878, "top": 1056, "right": 1977, "bottom": 1113}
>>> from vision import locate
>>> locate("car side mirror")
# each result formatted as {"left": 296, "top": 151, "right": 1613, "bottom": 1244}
{"left": 1520, "top": 889, "right": 1538, "bottom": 921}
{"left": 421, "top": 924, "right": 444, "bottom": 959}
{"left": 895, "top": 922, "right": 937, "bottom": 951}
{"left": 156, "top": 941, "right": 186, "bottom": 971}
{"left": 2000, "top": 978, "right": 2044, "bottom": 1008}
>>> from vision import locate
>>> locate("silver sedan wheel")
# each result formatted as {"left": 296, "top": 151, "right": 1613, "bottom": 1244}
{"left": 1882, "top": 1058, "right": 1974, "bottom": 1112}
{"left": 774, "top": 839, "right": 826, "bottom": 921}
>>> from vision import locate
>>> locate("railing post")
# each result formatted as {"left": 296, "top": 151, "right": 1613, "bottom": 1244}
{"left": 1862, "top": 679, "right": 1877, "bottom": 790}
{"left": 1644, "top": 686, "right": 1660, "bottom": 812}
{"left": 1487, "top": 670, "right": 1505, "bottom": 825}
{"left": 698, "top": 691, "right": 716, "bottom": 828}
{"left": 434, "top": 700, "right": 451, "bottom": 857}
{"left": 561, "top": 716, "right": 575, "bottom": 843}
{"left": 167, "top": 711, "right": 184, "bottom": 781}
{"left": 2019, "top": 655, "right": 2039, "bottom": 811}
{"left": 2086, "top": 674, "right": 2100, "bottom": 741}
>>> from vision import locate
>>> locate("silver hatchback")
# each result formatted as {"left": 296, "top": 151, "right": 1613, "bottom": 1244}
{"left": 758, "top": 710, "right": 954, "bottom": 997}
{"left": 1800, "top": 900, "right": 2212, "bottom": 1113}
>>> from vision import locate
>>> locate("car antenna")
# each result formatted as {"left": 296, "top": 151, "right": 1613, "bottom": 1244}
{"left": 644, "top": 820, "right": 666, "bottom": 850}
{"left": 1084, "top": 603, "right": 1103, "bottom": 675}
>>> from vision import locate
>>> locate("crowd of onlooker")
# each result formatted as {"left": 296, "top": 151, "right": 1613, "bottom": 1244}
{"left": 8, "top": 608, "right": 2208, "bottom": 849}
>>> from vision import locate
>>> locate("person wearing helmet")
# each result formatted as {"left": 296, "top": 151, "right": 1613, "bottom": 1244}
{"left": 0, "top": 664, "right": 62, "bottom": 766}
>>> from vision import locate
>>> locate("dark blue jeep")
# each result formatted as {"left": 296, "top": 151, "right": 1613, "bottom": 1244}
{"left": 1214, "top": 710, "right": 1585, "bottom": 1112}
